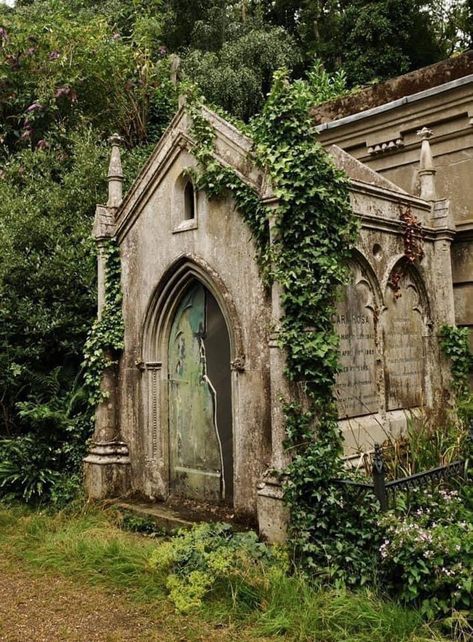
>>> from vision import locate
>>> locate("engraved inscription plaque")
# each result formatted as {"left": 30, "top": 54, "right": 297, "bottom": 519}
{"left": 334, "top": 262, "right": 378, "bottom": 418}
{"left": 384, "top": 270, "right": 426, "bottom": 410}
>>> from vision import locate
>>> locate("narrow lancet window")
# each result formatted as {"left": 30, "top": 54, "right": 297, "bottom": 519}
{"left": 184, "top": 180, "right": 195, "bottom": 220}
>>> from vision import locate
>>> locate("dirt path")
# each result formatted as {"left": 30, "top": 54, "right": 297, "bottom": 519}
{"left": 0, "top": 557, "right": 263, "bottom": 642}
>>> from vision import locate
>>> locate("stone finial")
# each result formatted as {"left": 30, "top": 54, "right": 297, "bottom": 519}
{"left": 417, "top": 127, "right": 436, "bottom": 201}
{"left": 107, "top": 133, "right": 123, "bottom": 208}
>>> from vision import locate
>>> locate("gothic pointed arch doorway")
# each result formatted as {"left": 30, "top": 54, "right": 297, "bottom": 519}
{"left": 168, "top": 280, "right": 233, "bottom": 503}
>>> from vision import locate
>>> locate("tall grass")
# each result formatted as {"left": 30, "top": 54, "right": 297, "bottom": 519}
{"left": 0, "top": 504, "right": 449, "bottom": 642}
{"left": 0, "top": 504, "right": 166, "bottom": 601}
{"left": 382, "top": 410, "right": 469, "bottom": 479}
{"left": 257, "top": 570, "right": 444, "bottom": 642}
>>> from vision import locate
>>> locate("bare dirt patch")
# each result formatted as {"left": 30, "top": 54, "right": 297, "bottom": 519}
{"left": 0, "top": 557, "right": 265, "bottom": 642}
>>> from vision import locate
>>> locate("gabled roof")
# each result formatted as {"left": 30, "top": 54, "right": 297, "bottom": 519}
{"left": 115, "top": 105, "right": 273, "bottom": 241}
{"left": 328, "top": 145, "right": 408, "bottom": 195}
{"left": 113, "top": 105, "right": 424, "bottom": 241}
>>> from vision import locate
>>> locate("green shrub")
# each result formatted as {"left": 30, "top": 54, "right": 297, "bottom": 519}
{"left": 0, "top": 436, "right": 62, "bottom": 503}
{"left": 284, "top": 412, "right": 383, "bottom": 588}
{"left": 149, "top": 522, "right": 287, "bottom": 613}
{"left": 0, "top": 369, "right": 89, "bottom": 504}
{"left": 379, "top": 489, "right": 473, "bottom": 622}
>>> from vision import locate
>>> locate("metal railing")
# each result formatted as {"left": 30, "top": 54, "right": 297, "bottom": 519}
{"left": 334, "top": 442, "right": 470, "bottom": 512}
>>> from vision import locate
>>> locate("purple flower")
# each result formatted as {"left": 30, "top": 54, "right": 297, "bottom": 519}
{"left": 0, "top": 27, "right": 9, "bottom": 43}
{"left": 158, "top": 45, "right": 167, "bottom": 56}
{"left": 20, "top": 126, "right": 33, "bottom": 140}
{"left": 55, "top": 85, "right": 77, "bottom": 103}
{"left": 26, "top": 102, "right": 42, "bottom": 113}
{"left": 36, "top": 139, "right": 50, "bottom": 150}
{"left": 48, "top": 50, "right": 60, "bottom": 61}
{"left": 112, "top": 33, "right": 121, "bottom": 41}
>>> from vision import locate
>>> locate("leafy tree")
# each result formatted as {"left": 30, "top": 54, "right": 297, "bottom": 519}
{"left": 335, "top": 0, "right": 444, "bottom": 85}
{"left": 182, "top": 20, "right": 300, "bottom": 121}
{"left": 0, "top": 0, "right": 174, "bottom": 502}
{"left": 262, "top": 0, "right": 471, "bottom": 85}
{"left": 0, "top": 0, "right": 176, "bottom": 151}
{"left": 427, "top": 0, "right": 473, "bottom": 56}
{"left": 0, "top": 132, "right": 103, "bottom": 432}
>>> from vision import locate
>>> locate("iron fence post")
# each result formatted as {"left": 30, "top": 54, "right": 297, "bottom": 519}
{"left": 372, "top": 443, "right": 388, "bottom": 512}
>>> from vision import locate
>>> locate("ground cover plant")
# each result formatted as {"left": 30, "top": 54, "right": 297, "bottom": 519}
{"left": 0, "top": 503, "right": 453, "bottom": 642}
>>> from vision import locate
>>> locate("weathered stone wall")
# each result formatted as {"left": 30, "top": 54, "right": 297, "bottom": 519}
{"left": 330, "top": 148, "right": 455, "bottom": 456}
{"left": 114, "top": 114, "right": 272, "bottom": 517}
{"left": 85, "top": 108, "right": 457, "bottom": 533}
{"left": 316, "top": 73, "right": 473, "bottom": 356}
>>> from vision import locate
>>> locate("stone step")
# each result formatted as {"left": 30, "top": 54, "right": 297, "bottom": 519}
{"left": 105, "top": 497, "right": 255, "bottom": 534}
{"left": 107, "top": 500, "right": 196, "bottom": 532}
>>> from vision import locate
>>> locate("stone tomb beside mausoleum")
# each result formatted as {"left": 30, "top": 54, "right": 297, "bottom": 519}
{"left": 84, "top": 105, "right": 456, "bottom": 542}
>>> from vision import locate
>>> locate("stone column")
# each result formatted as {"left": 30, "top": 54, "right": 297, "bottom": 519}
{"left": 417, "top": 128, "right": 457, "bottom": 400}
{"left": 84, "top": 135, "right": 131, "bottom": 500}
{"left": 257, "top": 201, "right": 290, "bottom": 543}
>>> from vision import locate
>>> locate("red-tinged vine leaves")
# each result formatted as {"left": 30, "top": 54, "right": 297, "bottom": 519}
{"left": 389, "top": 205, "right": 425, "bottom": 298}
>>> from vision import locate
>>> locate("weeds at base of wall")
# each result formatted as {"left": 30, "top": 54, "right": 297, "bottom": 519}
{"left": 0, "top": 503, "right": 452, "bottom": 642}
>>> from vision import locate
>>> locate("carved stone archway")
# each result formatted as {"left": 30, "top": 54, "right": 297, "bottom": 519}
{"left": 139, "top": 255, "right": 244, "bottom": 501}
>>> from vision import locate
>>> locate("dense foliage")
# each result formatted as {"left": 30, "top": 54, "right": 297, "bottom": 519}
{"left": 380, "top": 489, "right": 473, "bottom": 622}
{"left": 0, "top": 133, "right": 103, "bottom": 501}
{"left": 149, "top": 522, "right": 286, "bottom": 613}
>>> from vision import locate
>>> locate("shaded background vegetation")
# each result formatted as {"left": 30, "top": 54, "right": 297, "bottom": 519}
{"left": 0, "top": 0, "right": 472, "bottom": 502}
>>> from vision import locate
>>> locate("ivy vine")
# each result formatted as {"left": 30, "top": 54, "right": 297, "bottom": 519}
{"left": 83, "top": 239, "right": 124, "bottom": 409}
{"left": 185, "top": 72, "right": 375, "bottom": 584}
{"left": 439, "top": 325, "right": 473, "bottom": 424}
{"left": 185, "top": 85, "right": 270, "bottom": 275}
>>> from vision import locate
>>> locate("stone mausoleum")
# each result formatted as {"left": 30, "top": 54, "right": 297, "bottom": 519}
{"left": 84, "top": 56, "right": 471, "bottom": 541}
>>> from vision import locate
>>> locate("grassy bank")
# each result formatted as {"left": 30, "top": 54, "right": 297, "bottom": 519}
{"left": 0, "top": 503, "right": 449, "bottom": 642}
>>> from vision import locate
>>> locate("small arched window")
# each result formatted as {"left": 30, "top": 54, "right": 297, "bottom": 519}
{"left": 184, "top": 180, "right": 195, "bottom": 220}
{"left": 172, "top": 172, "right": 199, "bottom": 233}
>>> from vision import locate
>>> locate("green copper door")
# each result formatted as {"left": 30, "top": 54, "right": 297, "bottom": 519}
{"left": 168, "top": 282, "right": 233, "bottom": 503}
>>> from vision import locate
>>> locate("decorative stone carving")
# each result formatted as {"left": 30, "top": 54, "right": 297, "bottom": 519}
{"left": 367, "top": 137, "right": 404, "bottom": 156}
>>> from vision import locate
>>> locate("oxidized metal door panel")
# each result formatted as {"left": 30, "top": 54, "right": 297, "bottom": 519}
{"left": 168, "top": 282, "right": 232, "bottom": 502}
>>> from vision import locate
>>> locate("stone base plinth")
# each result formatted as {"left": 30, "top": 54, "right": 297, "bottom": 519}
{"left": 257, "top": 475, "right": 289, "bottom": 544}
{"left": 84, "top": 441, "right": 131, "bottom": 500}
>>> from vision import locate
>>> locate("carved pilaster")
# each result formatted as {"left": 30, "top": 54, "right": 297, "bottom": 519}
{"left": 84, "top": 136, "right": 130, "bottom": 500}
{"left": 143, "top": 362, "right": 165, "bottom": 497}
{"left": 256, "top": 201, "right": 289, "bottom": 542}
